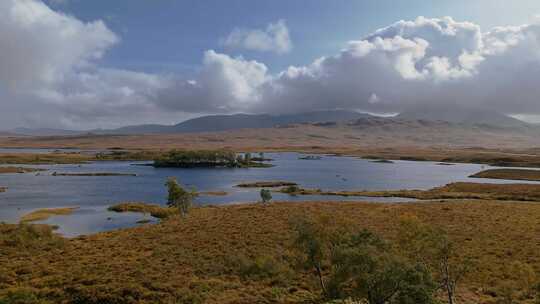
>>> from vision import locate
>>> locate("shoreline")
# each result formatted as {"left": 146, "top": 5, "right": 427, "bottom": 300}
{"left": 2, "top": 147, "right": 540, "bottom": 169}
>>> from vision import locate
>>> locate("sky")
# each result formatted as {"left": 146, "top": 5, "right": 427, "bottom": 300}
{"left": 3, "top": 0, "right": 540, "bottom": 129}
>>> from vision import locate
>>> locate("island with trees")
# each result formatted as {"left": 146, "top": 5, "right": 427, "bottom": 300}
{"left": 153, "top": 150, "right": 273, "bottom": 168}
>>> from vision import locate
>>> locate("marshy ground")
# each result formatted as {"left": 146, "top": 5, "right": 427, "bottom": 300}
{"left": 470, "top": 168, "right": 540, "bottom": 181}
{"left": 2, "top": 198, "right": 540, "bottom": 304}
{"left": 3, "top": 123, "right": 540, "bottom": 168}
{"left": 278, "top": 182, "right": 540, "bottom": 202}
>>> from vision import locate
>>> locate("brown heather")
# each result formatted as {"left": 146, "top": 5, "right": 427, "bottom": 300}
{"left": 2, "top": 197, "right": 540, "bottom": 303}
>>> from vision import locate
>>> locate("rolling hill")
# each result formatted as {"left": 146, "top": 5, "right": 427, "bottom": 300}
{"left": 396, "top": 105, "right": 528, "bottom": 128}
{"left": 8, "top": 110, "right": 373, "bottom": 136}
{"left": 6, "top": 108, "right": 534, "bottom": 136}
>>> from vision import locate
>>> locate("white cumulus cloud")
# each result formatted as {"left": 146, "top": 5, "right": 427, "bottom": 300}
{"left": 156, "top": 50, "right": 268, "bottom": 113}
{"left": 222, "top": 20, "right": 292, "bottom": 54}
{"left": 248, "top": 16, "right": 540, "bottom": 116}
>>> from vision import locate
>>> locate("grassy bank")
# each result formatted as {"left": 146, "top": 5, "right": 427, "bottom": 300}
{"left": 0, "top": 151, "right": 161, "bottom": 165}
{"left": 20, "top": 207, "right": 79, "bottom": 223}
{"left": 2, "top": 200, "right": 540, "bottom": 303}
{"left": 108, "top": 202, "right": 177, "bottom": 219}
{"left": 278, "top": 182, "right": 540, "bottom": 202}
{"left": 0, "top": 153, "right": 93, "bottom": 164}
{"left": 470, "top": 169, "right": 540, "bottom": 181}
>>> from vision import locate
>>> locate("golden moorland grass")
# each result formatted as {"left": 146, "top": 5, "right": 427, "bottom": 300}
{"left": 470, "top": 168, "right": 540, "bottom": 181}
{"left": 0, "top": 146, "right": 538, "bottom": 168}
{"left": 0, "top": 153, "right": 93, "bottom": 164}
{"left": 2, "top": 199, "right": 540, "bottom": 304}
{"left": 2, "top": 123, "right": 540, "bottom": 167}
{"left": 2, "top": 142, "right": 540, "bottom": 169}
{"left": 0, "top": 150, "right": 161, "bottom": 165}
{"left": 20, "top": 207, "right": 79, "bottom": 223}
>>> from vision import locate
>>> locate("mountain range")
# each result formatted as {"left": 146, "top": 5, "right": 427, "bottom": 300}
{"left": 6, "top": 107, "right": 534, "bottom": 136}
{"left": 396, "top": 105, "right": 528, "bottom": 128}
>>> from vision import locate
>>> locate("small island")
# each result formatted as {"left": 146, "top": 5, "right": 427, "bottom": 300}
{"left": 370, "top": 159, "right": 394, "bottom": 164}
{"left": 153, "top": 150, "right": 273, "bottom": 168}
{"left": 199, "top": 191, "right": 228, "bottom": 196}
{"left": 237, "top": 181, "right": 298, "bottom": 188}
{"left": 108, "top": 202, "right": 176, "bottom": 219}
{"left": 298, "top": 155, "right": 322, "bottom": 160}
{"left": 20, "top": 207, "right": 79, "bottom": 223}
{"left": 51, "top": 172, "right": 137, "bottom": 177}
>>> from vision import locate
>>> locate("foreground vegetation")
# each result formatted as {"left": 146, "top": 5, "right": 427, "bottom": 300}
{"left": 470, "top": 169, "right": 540, "bottom": 181}
{"left": 2, "top": 199, "right": 540, "bottom": 303}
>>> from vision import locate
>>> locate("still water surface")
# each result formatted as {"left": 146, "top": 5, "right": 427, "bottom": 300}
{"left": 0, "top": 152, "right": 529, "bottom": 236}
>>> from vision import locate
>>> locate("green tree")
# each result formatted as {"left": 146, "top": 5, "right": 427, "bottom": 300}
{"left": 291, "top": 216, "right": 436, "bottom": 303}
{"left": 397, "top": 216, "right": 472, "bottom": 304}
{"left": 327, "top": 230, "right": 436, "bottom": 304}
{"left": 260, "top": 189, "right": 272, "bottom": 203}
{"left": 283, "top": 185, "right": 300, "bottom": 194}
{"left": 244, "top": 152, "right": 252, "bottom": 164}
{"left": 291, "top": 215, "right": 348, "bottom": 296}
{"left": 165, "top": 177, "right": 197, "bottom": 217}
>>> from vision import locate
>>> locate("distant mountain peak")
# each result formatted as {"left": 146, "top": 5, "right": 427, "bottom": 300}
{"left": 397, "top": 104, "right": 527, "bottom": 128}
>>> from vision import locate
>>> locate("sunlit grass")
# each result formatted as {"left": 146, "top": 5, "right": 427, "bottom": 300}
{"left": 278, "top": 182, "right": 540, "bottom": 202}
{"left": 20, "top": 207, "right": 78, "bottom": 223}
{"left": 108, "top": 202, "right": 177, "bottom": 219}
{"left": 470, "top": 168, "right": 540, "bottom": 181}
